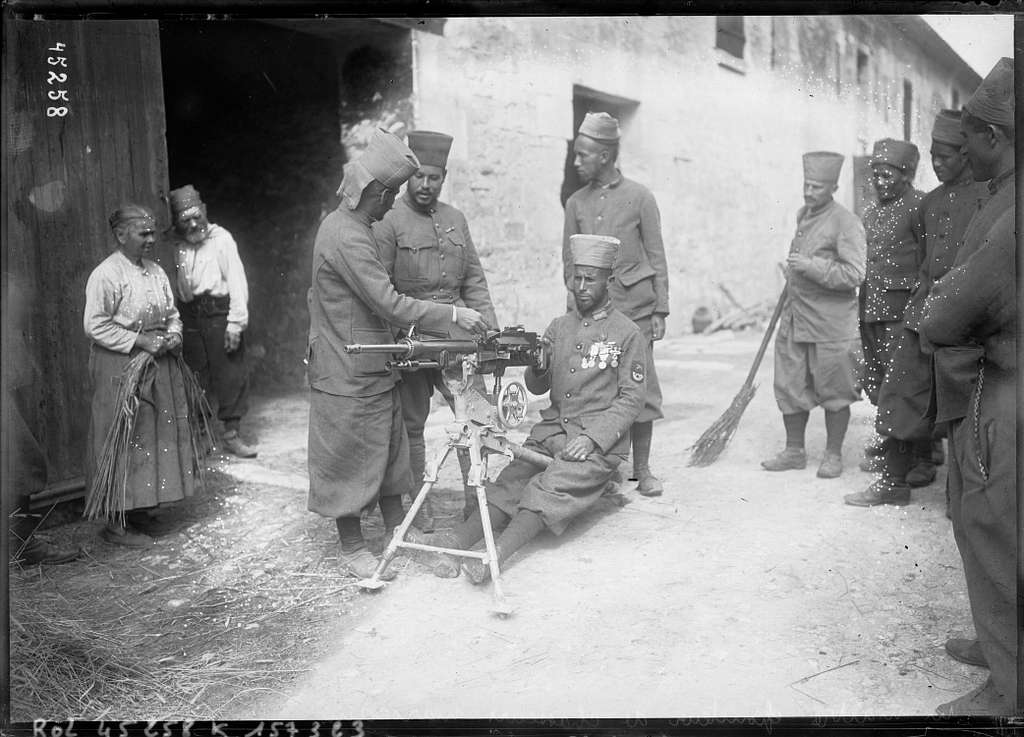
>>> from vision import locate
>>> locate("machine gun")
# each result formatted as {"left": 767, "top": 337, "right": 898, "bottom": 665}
{"left": 345, "top": 325, "right": 549, "bottom": 429}
{"left": 343, "top": 325, "right": 551, "bottom": 615}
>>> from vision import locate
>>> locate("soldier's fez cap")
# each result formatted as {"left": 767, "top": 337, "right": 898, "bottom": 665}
{"left": 802, "top": 152, "right": 844, "bottom": 184}
{"left": 407, "top": 130, "right": 454, "bottom": 169}
{"left": 570, "top": 234, "right": 619, "bottom": 270}
{"left": 931, "top": 109, "right": 963, "bottom": 146}
{"left": 337, "top": 128, "right": 421, "bottom": 209}
{"left": 577, "top": 112, "right": 620, "bottom": 143}
{"left": 870, "top": 138, "right": 919, "bottom": 172}
{"left": 964, "top": 57, "right": 1013, "bottom": 128}
{"left": 169, "top": 185, "right": 203, "bottom": 218}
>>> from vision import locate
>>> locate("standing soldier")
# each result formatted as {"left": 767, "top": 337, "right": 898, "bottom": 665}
{"left": 923, "top": 58, "right": 1016, "bottom": 715}
{"left": 844, "top": 112, "right": 989, "bottom": 507}
{"left": 856, "top": 139, "right": 924, "bottom": 473}
{"left": 761, "top": 152, "right": 865, "bottom": 478}
{"left": 374, "top": 131, "right": 499, "bottom": 529}
{"left": 562, "top": 112, "right": 668, "bottom": 497}
{"left": 307, "top": 128, "right": 487, "bottom": 578}
{"left": 168, "top": 185, "right": 257, "bottom": 458}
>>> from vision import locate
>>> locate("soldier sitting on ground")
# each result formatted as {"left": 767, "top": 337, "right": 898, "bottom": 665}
{"left": 430, "top": 234, "right": 646, "bottom": 582}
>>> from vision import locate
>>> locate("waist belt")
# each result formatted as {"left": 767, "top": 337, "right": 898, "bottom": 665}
{"left": 180, "top": 294, "right": 230, "bottom": 318}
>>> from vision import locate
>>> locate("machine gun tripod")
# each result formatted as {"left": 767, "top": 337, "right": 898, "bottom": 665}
{"left": 344, "top": 327, "right": 550, "bottom": 616}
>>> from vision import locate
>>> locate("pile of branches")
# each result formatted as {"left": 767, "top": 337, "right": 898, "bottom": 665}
{"left": 697, "top": 282, "right": 776, "bottom": 334}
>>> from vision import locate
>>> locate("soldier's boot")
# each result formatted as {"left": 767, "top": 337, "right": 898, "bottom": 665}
{"left": 936, "top": 678, "right": 1012, "bottom": 716}
{"left": 631, "top": 421, "right": 663, "bottom": 497}
{"left": 762, "top": 411, "right": 809, "bottom": 472}
{"left": 931, "top": 436, "right": 946, "bottom": 466}
{"left": 336, "top": 516, "right": 395, "bottom": 581}
{"left": 462, "top": 509, "right": 544, "bottom": 584}
{"left": 945, "top": 638, "right": 988, "bottom": 668}
{"left": 817, "top": 407, "right": 849, "bottom": 479}
{"left": 906, "top": 438, "right": 938, "bottom": 487}
{"left": 844, "top": 439, "right": 912, "bottom": 507}
{"left": 762, "top": 447, "right": 807, "bottom": 471}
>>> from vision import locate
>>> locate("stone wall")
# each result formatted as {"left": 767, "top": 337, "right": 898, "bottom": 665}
{"left": 408, "top": 16, "right": 979, "bottom": 335}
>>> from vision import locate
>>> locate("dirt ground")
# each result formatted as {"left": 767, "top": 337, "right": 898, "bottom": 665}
{"left": 9, "top": 330, "right": 987, "bottom": 720}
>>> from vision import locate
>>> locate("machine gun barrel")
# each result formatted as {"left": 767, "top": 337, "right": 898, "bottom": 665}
{"left": 343, "top": 338, "right": 479, "bottom": 359}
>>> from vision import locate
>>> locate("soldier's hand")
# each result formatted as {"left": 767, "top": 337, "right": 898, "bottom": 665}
{"left": 454, "top": 307, "right": 487, "bottom": 336}
{"left": 559, "top": 435, "right": 596, "bottom": 462}
{"left": 786, "top": 253, "right": 811, "bottom": 275}
{"left": 651, "top": 314, "right": 666, "bottom": 341}
{"left": 224, "top": 328, "right": 242, "bottom": 353}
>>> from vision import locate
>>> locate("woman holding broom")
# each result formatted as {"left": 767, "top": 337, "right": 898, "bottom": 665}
{"left": 84, "top": 205, "right": 202, "bottom": 547}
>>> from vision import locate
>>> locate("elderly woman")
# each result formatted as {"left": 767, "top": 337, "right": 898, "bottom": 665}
{"left": 84, "top": 205, "right": 196, "bottom": 547}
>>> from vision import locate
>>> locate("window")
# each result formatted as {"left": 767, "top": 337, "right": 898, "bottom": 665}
{"left": 716, "top": 16, "right": 745, "bottom": 59}
{"left": 903, "top": 79, "right": 913, "bottom": 141}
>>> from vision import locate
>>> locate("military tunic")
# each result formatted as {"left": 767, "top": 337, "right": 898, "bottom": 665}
{"left": 563, "top": 173, "right": 667, "bottom": 421}
{"left": 920, "top": 189, "right": 1016, "bottom": 711}
{"left": 858, "top": 188, "right": 924, "bottom": 404}
{"left": 773, "top": 200, "right": 866, "bottom": 414}
{"left": 486, "top": 301, "right": 646, "bottom": 535}
{"left": 874, "top": 173, "right": 988, "bottom": 440}
{"left": 306, "top": 206, "right": 453, "bottom": 518}
{"left": 374, "top": 195, "right": 498, "bottom": 335}
{"left": 929, "top": 171, "right": 1016, "bottom": 424}
{"left": 373, "top": 195, "right": 498, "bottom": 485}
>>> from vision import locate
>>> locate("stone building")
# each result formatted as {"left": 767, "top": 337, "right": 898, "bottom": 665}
{"left": 393, "top": 15, "right": 980, "bottom": 332}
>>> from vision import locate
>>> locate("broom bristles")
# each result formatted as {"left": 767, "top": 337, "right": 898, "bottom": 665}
{"left": 687, "top": 382, "right": 757, "bottom": 467}
{"left": 85, "top": 351, "right": 215, "bottom": 522}
{"left": 85, "top": 352, "right": 155, "bottom": 522}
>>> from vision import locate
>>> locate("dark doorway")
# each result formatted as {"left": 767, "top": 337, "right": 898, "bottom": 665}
{"left": 160, "top": 20, "right": 343, "bottom": 388}
{"left": 560, "top": 85, "right": 639, "bottom": 207}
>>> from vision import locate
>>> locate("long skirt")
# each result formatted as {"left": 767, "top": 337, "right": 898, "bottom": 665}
{"left": 86, "top": 345, "right": 196, "bottom": 512}
{"left": 307, "top": 386, "right": 412, "bottom": 518}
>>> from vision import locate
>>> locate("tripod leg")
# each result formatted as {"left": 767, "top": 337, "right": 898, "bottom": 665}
{"left": 476, "top": 482, "right": 512, "bottom": 616}
{"left": 358, "top": 444, "right": 453, "bottom": 591}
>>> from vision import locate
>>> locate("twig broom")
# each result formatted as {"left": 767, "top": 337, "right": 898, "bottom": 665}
{"left": 688, "top": 286, "right": 788, "bottom": 466}
{"left": 85, "top": 351, "right": 214, "bottom": 522}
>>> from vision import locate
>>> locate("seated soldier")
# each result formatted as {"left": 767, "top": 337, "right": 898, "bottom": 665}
{"left": 431, "top": 234, "right": 646, "bottom": 582}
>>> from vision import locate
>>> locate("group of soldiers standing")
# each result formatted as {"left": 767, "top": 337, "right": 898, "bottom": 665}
{"left": 762, "top": 57, "right": 1016, "bottom": 715}
{"left": 305, "top": 109, "right": 669, "bottom": 582}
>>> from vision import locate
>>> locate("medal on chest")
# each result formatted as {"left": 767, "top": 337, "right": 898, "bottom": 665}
{"left": 581, "top": 339, "right": 621, "bottom": 370}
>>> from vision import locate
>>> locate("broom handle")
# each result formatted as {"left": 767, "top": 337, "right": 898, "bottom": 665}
{"left": 741, "top": 285, "right": 787, "bottom": 388}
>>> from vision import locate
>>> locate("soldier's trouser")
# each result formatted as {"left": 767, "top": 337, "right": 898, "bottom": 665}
{"left": 858, "top": 320, "right": 900, "bottom": 406}
{"left": 486, "top": 434, "right": 619, "bottom": 536}
{"left": 772, "top": 321, "right": 860, "bottom": 414}
{"left": 180, "top": 297, "right": 249, "bottom": 431}
{"left": 399, "top": 368, "right": 475, "bottom": 517}
{"left": 947, "top": 367, "right": 1017, "bottom": 710}
{"left": 875, "top": 327, "right": 934, "bottom": 442}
